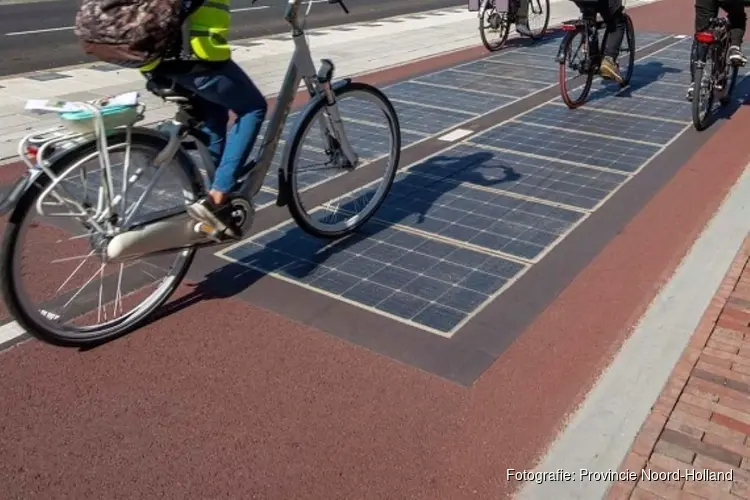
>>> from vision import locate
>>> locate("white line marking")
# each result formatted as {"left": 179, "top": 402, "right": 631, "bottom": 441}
{"left": 230, "top": 5, "right": 270, "bottom": 12}
{"left": 547, "top": 101, "right": 690, "bottom": 124}
{"left": 404, "top": 168, "right": 592, "bottom": 214}
{"left": 408, "top": 79, "right": 518, "bottom": 99}
{"left": 450, "top": 67, "right": 553, "bottom": 84}
{"left": 636, "top": 93, "right": 690, "bottom": 105}
{"left": 463, "top": 141, "right": 631, "bottom": 175}
{"left": 0, "top": 321, "right": 25, "bottom": 345}
{"left": 516, "top": 120, "right": 666, "bottom": 148}
{"left": 388, "top": 97, "right": 477, "bottom": 116}
{"left": 6, "top": 26, "right": 73, "bottom": 36}
{"left": 438, "top": 128, "right": 473, "bottom": 142}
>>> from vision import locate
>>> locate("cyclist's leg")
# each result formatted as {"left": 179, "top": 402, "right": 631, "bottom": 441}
{"left": 516, "top": 0, "right": 532, "bottom": 36}
{"left": 722, "top": 0, "right": 747, "bottom": 64}
{"left": 599, "top": 0, "right": 626, "bottom": 82}
{"left": 147, "top": 67, "right": 228, "bottom": 180}
{"left": 167, "top": 61, "right": 268, "bottom": 236}
{"left": 572, "top": 2, "right": 598, "bottom": 60}
{"left": 191, "top": 98, "right": 228, "bottom": 169}
{"left": 695, "top": 0, "right": 715, "bottom": 33}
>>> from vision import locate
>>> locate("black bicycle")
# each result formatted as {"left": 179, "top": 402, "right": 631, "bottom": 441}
{"left": 557, "top": 13, "right": 636, "bottom": 108}
{"left": 474, "top": 0, "right": 550, "bottom": 52}
{"left": 690, "top": 17, "right": 742, "bottom": 131}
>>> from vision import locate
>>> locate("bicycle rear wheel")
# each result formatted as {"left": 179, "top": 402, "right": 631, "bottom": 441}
{"left": 1, "top": 131, "right": 200, "bottom": 347}
{"left": 559, "top": 29, "right": 595, "bottom": 108}
{"left": 282, "top": 81, "right": 400, "bottom": 239}
{"left": 692, "top": 50, "right": 715, "bottom": 131}
{"left": 480, "top": 3, "right": 510, "bottom": 51}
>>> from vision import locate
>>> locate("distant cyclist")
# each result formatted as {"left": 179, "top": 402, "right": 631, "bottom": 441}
{"left": 567, "top": 0, "right": 627, "bottom": 83}
{"left": 687, "top": 0, "right": 747, "bottom": 100}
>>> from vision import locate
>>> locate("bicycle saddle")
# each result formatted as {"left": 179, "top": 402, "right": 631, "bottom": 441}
{"left": 145, "top": 78, "right": 193, "bottom": 102}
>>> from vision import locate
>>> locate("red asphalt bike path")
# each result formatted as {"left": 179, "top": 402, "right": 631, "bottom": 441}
{"left": 3, "top": 0, "right": 750, "bottom": 498}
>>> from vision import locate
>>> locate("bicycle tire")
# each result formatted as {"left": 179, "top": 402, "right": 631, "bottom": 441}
{"left": 691, "top": 57, "right": 715, "bottom": 131}
{"left": 526, "top": 0, "right": 550, "bottom": 40}
{"left": 0, "top": 131, "right": 201, "bottom": 347}
{"left": 479, "top": 5, "right": 510, "bottom": 52}
{"left": 282, "top": 81, "right": 401, "bottom": 239}
{"left": 559, "top": 30, "right": 594, "bottom": 109}
{"left": 620, "top": 13, "right": 636, "bottom": 87}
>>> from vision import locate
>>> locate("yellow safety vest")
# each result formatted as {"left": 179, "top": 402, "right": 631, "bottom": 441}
{"left": 140, "top": 0, "right": 231, "bottom": 72}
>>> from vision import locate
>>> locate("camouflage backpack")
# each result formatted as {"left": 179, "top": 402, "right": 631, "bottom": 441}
{"left": 74, "top": 0, "right": 183, "bottom": 69}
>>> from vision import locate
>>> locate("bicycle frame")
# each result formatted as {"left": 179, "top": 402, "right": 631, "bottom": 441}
{"left": 155, "top": 0, "right": 359, "bottom": 209}
{"left": 244, "top": 0, "right": 358, "bottom": 202}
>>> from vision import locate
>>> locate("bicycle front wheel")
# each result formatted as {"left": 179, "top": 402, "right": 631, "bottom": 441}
{"left": 283, "top": 81, "right": 401, "bottom": 239}
{"left": 620, "top": 13, "right": 636, "bottom": 86}
{"left": 0, "top": 131, "right": 201, "bottom": 347}
{"left": 526, "top": 0, "right": 550, "bottom": 39}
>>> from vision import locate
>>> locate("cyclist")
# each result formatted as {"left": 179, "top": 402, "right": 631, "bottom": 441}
{"left": 141, "top": 0, "right": 268, "bottom": 239}
{"left": 687, "top": 0, "right": 747, "bottom": 100}
{"left": 569, "top": 0, "right": 627, "bottom": 83}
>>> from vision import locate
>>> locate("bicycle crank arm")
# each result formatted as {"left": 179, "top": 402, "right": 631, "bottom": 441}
{"left": 106, "top": 213, "right": 211, "bottom": 260}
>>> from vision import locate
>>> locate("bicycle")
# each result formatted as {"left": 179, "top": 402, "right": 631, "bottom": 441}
{"left": 470, "top": 0, "right": 550, "bottom": 52}
{"left": 557, "top": 11, "right": 636, "bottom": 108}
{"left": 0, "top": 0, "right": 401, "bottom": 347}
{"left": 690, "top": 17, "right": 742, "bottom": 131}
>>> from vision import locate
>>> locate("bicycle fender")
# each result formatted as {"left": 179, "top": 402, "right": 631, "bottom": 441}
{"left": 275, "top": 78, "right": 352, "bottom": 208}
{"left": 0, "top": 169, "right": 42, "bottom": 217}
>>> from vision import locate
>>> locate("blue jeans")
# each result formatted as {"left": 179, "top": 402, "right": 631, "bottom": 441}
{"left": 159, "top": 60, "right": 268, "bottom": 194}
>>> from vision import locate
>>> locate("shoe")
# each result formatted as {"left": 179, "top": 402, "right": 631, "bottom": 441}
{"left": 728, "top": 45, "right": 747, "bottom": 66}
{"left": 599, "top": 56, "right": 623, "bottom": 83}
{"left": 187, "top": 197, "right": 240, "bottom": 240}
{"left": 516, "top": 22, "right": 532, "bottom": 37}
{"left": 686, "top": 82, "right": 694, "bottom": 102}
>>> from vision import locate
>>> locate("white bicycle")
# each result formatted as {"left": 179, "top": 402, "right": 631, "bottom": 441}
{"left": 0, "top": 0, "right": 401, "bottom": 347}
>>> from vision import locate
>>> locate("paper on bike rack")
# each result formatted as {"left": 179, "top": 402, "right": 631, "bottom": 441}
{"left": 24, "top": 91, "right": 140, "bottom": 114}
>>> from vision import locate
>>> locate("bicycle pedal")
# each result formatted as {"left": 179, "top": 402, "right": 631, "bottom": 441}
{"left": 194, "top": 221, "right": 221, "bottom": 240}
{"left": 193, "top": 221, "right": 239, "bottom": 243}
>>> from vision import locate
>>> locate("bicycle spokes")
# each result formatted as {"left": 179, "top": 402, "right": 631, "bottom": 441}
{"left": 8, "top": 143, "right": 196, "bottom": 339}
